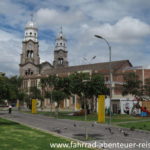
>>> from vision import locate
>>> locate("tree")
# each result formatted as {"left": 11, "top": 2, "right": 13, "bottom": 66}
{"left": 30, "top": 86, "right": 42, "bottom": 100}
{"left": 85, "top": 74, "right": 109, "bottom": 112}
{"left": 122, "top": 72, "right": 143, "bottom": 100}
{"left": 51, "top": 90, "right": 66, "bottom": 107}
{"left": 69, "top": 73, "right": 108, "bottom": 112}
{"left": 39, "top": 77, "right": 49, "bottom": 108}
{"left": 0, "top": 75, "right": 23, "bottom": 104}
{"left": 0, "top": 75, "right": 9, "bottom": 102}
{"left": 54, "top": 76, "right": 71, "bottom": 98}
{"left": 85, "top": 74, "right": 109, "bottom": 98}
{"left": 26, "top": 86, "right": 42, "bottom": 109}
{"left": 69, "top": 72, "right": 89, "bottom": 96}
{"left": 52, "top": 76, "right": 72, "bottom": 111}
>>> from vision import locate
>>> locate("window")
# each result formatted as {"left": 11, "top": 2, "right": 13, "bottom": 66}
{"left": 30, "top": 32, "right": 32, "bottom": 35}
{"left": 58, "top": 58, "right": 63, "bottom": 64}
{"left": 25, "top": 68, "right": 34, "bottom": 76}
{"left": 25, "top": 71, "right": 28, "bottom": 75}
{"left": 60, "top": 43, "right": 62, "bottom": 46}
{"left": 27, "top": 50, "right": 33, "bottom": 58}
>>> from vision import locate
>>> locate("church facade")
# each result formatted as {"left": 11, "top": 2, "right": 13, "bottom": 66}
{"left": 19, "top": 20, "right": 69, "bottom": 77}
{"left": 19, "top": 19, "right": 150, "bottom": 113}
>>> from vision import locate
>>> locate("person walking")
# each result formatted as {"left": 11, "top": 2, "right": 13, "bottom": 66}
{"left": 8, "top": 105, "right": 12, "bottom": 114}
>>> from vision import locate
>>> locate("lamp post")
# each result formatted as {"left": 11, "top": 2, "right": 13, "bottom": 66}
{"left": 94, "top": 35, "right": 112, "bottom": 124}
{"left": 83, "top": 56, "right": 96, "bottom": 64}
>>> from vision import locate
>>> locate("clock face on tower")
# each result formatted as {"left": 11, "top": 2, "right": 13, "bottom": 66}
{"left": 28, "top": 43, "right": 32, "bottom": 49}
{"left": 59, "top": 51, "right": 63, "bottom": 56}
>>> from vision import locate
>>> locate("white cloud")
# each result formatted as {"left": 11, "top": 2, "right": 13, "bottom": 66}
{"left": 0, "top": 0, "right": 150, "bottom": 76}
{"left": 36, "top": 8, "right": 84, "bottom": 27}
{"left": 0, "top": 30, "right": 21, "bottom": 75}
{"left": 0, "top": 0, "right": 28, "bottom": 26}
{"left": 39, "top": 39, "right": 54, "bottom": 64}
{"left": 89, "top": 17, "right": 150, "bottom": 43}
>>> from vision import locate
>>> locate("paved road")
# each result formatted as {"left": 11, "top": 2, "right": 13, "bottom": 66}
{"left": 0, "top": 111, "right": 150, "bottom": 150}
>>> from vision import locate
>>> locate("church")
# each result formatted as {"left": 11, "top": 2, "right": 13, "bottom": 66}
{"left": 19, "top": 19, "right": 150, "bottom": 113}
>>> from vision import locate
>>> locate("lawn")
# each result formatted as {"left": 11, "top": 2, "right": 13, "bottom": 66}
{"left": 34, "top": 111, "right": 150, "bottom": 124}
{"left": 0, "top": 118, "right": 94, "bottom": 150}
{"left": 118, "top": 121, "right": 150, "bottom": 131}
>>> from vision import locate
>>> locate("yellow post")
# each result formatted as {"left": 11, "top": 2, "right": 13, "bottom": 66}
{"left": 98, "top": 95, "right": 105, "bottom": 123}
{"left": 32, "top": 99, "right": 37, "bottom": 114}
{"left": 76, "top": 102, "right": 81, "bottom": 110}
{"left": 16, "top": 100, "right": 19, "bottom": 108}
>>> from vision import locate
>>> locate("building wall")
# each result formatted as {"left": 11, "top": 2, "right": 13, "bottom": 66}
{"left": 20, "top": 63, "right": 39, "bottom": 77}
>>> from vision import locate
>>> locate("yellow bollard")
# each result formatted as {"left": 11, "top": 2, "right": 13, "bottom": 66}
{"left": 98, "top": 95, "right": 105, "bottom": 123}
{"left": 32, "top": 99, "right": 37, "bottom": 114}
{"left": 76, "top": 102, "right": 81, "bottom": 110}
{"left": 16, "top": 100, "right": 19, "bottom": 108}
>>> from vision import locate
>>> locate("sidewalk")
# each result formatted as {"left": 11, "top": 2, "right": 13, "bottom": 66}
{"left": 0, "top": 111, "right": 150, "bottom": 150}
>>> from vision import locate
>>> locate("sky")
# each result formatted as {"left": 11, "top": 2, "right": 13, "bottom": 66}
{"left": 1, "top": 0, "right": 150, "bottom": 76}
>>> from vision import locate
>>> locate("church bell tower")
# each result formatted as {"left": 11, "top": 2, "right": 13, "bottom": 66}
{"left": 19, "top": 17, "right": 40, "bottom": 76}
{"left": 53, "top": 27, "right": 68, "bottom": 68}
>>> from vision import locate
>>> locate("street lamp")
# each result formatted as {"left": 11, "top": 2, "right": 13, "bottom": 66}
{"left": 94, "top": 35, "right": 112, "bottom": 124}
{"left": 83, "top": 56, "right": 96, "bottom": 64}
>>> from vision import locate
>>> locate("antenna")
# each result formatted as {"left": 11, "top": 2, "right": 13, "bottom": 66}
{"left": 30, "top": 13, "right": 34, "bottom": 21}
{"left": 60, "top": 25, "right": 63, "bottom": 33}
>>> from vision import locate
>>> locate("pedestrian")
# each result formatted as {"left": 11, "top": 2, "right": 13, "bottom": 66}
{"left": 8, "top": 105, "right": 12, "bottom": 114}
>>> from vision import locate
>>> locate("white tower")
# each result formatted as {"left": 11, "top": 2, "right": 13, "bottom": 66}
{"left": 53, "top": 27, "right": 68, "bottom": 68}
{"left": 24, "top": 18, "right": 38, "bottom": 42}
{"left": 20, "top": 16, "right": 40, "bottom": 76}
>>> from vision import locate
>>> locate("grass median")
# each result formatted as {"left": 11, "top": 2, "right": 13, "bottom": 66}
{"left": 0, "top": 117, "right": 95, "bottom": 150}
{"left": 118, "top": 121, "right": 150, "bottom": 131}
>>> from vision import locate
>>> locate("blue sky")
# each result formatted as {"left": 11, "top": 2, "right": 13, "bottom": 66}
{"left": 1, "top": 0, "right": 150, "bottom": 76}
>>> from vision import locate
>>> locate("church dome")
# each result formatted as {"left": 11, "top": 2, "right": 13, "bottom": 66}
{"left": 24, "top": 19, "right": 38, "bottom": 42}
{"left": 25, "top": 21, "right": 37, "bottom": 29}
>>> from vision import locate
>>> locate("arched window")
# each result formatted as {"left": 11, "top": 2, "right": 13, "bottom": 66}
{"left": 27, "top": 50, "right": 33, "bottom": 58}
{"left": 25, "top": 68, "right": 34, "bottom": 76}
{"left": 58, "top": 58, "right": 63, "bottom": 64}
